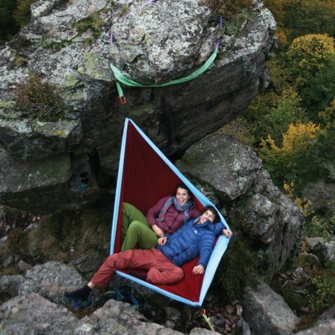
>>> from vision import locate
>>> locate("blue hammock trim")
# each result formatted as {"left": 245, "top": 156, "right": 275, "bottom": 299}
{"left": 110, "top": 118, "right": 231, "bottom": 306}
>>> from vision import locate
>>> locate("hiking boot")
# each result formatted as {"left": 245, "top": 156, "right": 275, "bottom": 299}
{"left": 62, "top": 296, "right": 93, "bottom": 311}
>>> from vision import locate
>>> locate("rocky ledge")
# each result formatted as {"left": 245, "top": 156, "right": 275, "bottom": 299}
{"left": 0, "top": 0, "right": 276, "bottom": 213}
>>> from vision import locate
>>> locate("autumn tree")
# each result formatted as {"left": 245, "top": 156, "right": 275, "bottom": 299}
{"left": 319, "top": 100, "right": 335, "bottom": 128}
{"left": 242, "top": 59, "right": 305, "bottom": 146}
{"left": 270, "top": 87, "right": 307, "bottom": 145}
{"left": 284, "top": 34, "right": 335, "bottom": 119}
{"left": 282, "top": 0, "right": 335, "bottom": 44}
{"left": 259, "top": 122, "right": 321, "bottom": 187}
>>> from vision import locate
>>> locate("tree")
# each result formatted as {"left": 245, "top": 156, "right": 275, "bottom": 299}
{"left": 285, "top": 34, "right": 335, "bottom": 86}
{"left": 309, "top": 55, "right": 335, "bottom": 118}
{"left": 282, "top": 0, "right": 335, "bottom": 43}
{"left": 270, "top": 87, "right": 307, "bottom": 145}
{"left": 284, "top": 34, "right": 335, "bottom": 120}
{"left": 263, "top": 0, "right": 290, "bottom": 51}
{"left": 259, "top": 122, "right": 321, "bottom": 187}
{"left": 242, "top": 58, "right": 293, "bottom": 146}
{"left": 319, "top": 99, "right": 335, "bottom": 128}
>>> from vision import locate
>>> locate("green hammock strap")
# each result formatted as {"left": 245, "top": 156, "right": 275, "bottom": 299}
{"left": 111, "top": 49, "right": 218, "bottom": 104}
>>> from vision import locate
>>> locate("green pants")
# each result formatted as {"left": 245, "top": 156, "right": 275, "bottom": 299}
{"left": 121, "top": 203, "right": 158, "bottom": 252}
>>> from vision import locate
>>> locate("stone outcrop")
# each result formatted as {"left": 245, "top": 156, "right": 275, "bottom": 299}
{"left": 0, "top": 0, "right": 277, "bottom": 213}
{"left": 0, "top": 261, "right": 234, "bottom": 334}
{"left": 175, "top": 134, "right": 304, "bottom": 271}
{"left": 295, "top": 319, "right": 335, "bottom": 335}
{"left": 0, "top": 293, "right": 187, "bottom": 335}
{"left": 306, "top": 237, "right": 335, "bottom": 263}
{"left": 243, "top": 284, "right": 300, "bottom": 335}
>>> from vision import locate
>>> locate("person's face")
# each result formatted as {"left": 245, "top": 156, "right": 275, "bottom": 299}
{"left": 176, "top": 187, "right": 191, "bottom": 205}
{"left": 199, "top": 210, "right": 215, "bottom": 224}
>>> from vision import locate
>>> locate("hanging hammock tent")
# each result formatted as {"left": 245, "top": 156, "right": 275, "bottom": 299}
{"left": 110, "top": 118, "right": 231, "bottom": 306}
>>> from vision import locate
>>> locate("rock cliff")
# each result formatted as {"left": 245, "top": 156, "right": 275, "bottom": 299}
{"left": 0, "top": 0, "right": 277, "bottom": 213}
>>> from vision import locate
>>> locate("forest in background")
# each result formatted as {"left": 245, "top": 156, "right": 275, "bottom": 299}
{"left": 235, "top": 0, "right": 335, "bottom": 236}
{"left": 2, "top": 0, "right": 335, "bottom": 327}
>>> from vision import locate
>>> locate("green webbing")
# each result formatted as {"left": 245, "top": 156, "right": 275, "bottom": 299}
{"left": 111, "top": 49, "right": 218, "bottom": 99}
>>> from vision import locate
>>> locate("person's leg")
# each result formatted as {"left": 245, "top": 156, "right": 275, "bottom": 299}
{"left": 121, "top": 203, "right": 148, "bottom": 239}
{"left": 65, "top": 250, "right": 138, "bottom": 299}
{"left": 146, "top": 249, "right": 184, "bottom": 285}
{"left": 121, "top": 221, "right": 158, "bottom": 252}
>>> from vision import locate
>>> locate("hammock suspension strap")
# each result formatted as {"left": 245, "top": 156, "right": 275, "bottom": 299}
{"left": 110, "top": 1, "right": 222, "bottom": 104}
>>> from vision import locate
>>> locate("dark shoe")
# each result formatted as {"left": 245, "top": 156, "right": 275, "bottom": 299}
{"left": 62, "top": 296, "right": 93, "bottom": 310}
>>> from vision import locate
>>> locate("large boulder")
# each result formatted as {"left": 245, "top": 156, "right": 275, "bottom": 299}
{"left": 0, "top": 0, "right": 277, "bottom": 213}
{"left": 175, "top": 134, "right": 304, "bottom": 271}
{"left": 0, "top": 292, "right": 186, "bottom": 335}
{"left": 243, "top": 284, "right": 300, "bottom": 335}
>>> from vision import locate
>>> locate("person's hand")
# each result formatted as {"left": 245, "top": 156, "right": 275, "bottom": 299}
{"left": 152, "top": 224, "right": 164, "bottom": 237}
{"left": 223, "top": 229, "right": 232, "bottom": 238}
{"left": 192, "top": 264, "right": 205, "bottom": 275}
{"left": 157, "top": 236, "right": 167, "bottom": 246}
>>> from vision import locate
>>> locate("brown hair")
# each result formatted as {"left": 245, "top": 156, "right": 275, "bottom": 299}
{"left": 202, "top": 205, "right": 220, "bottom": 223}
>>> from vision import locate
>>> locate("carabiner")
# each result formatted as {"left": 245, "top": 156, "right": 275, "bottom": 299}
{"left": 119, "top": 95, "right": 127, "bottom": 104}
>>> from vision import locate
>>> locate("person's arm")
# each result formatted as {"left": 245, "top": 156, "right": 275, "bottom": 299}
{"left": 222, "top": 228, "right": 232, "bottom": 237}
{"left": 146, "top": 196, "right": 170, "bottom": 237}
{"left": 193, "top": 222, "right": 231, "bottom": 275}
{"left": 157, "top": 236, "right": 167, "bottom": 246}
{"left": 192, "top": 264, "right": 205, "bottom": 275}
{"left": 196, "top": 233, "right": 216, "bottom": 270}
{"left": 146, "top": 196, "right": 170, "bottom": 226}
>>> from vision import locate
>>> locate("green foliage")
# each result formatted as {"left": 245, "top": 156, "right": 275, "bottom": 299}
{"left": 319, "top": 100, "right": 335, "bottom": 128}
{"left": 72, "top": 13, "right": 104, "bottom": 40}
{"left": 31, "top": 208, "right": 112, "bottom": 259}
{"left": 305, "top": 200, "right": 335, "bottom": 239}
{"left": 304, "top": 268, "right": 335, "bottom": 315}
{"left": 282, "top": 0, "right": 335, "bottom": 44}
{"left": 209, "top": 0, "right": 253, "bottom": 20}
{"left": 309, "top": 55, "right": 335, "bottom": 119}
{"left": 306, "top": 216, "right": 335, "bottom": 239}
{"left": 13, "top": 0, "right": 38, "bottom": 28}
{"left": 120, "top": 6, "right": 129, "bottom": 17}
{"left": 301, "top": 126, "right": 335, "bottom": 185}
{"left": 264, "top": 0, "right": 335, "bottom": 52}
{"left": 7, "top": 228, "right": 28, "bottom": 254}
{"left": 0, "top": 0, "right": 18, "bottom": 43}
{"left": 259, "top": 122, "right": 321, "bottom": 187}
{"left": 214, "top": 239, "right": 259, "bottom": 301}
{"left": 242, "top": 59, "right": 294, "bottom": 146}
{"left": 270, "top": 87, "right": 307, "bottom": 145}
{"left": 270, "top": 281, "right": 304, "bottom": 311}
{"left": 284, "top": 34, "right": 335, "bottom": 119}
{"left": 44, "top": 210, "right": 82, "bottom": 245}
{"left": 15, "top": 72, "right": 64, "bottom": 120}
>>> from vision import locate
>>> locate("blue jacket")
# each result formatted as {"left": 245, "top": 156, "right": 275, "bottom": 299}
{"left": 156, "top": 218, "right": 225, "bottom": 268}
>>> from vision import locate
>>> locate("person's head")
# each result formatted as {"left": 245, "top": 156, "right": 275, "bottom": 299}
{"left": 199, "top": 205, "right": 220, "bottom": 224}
{"left": 175, "top": 183, "right": 193, "bottom": 206}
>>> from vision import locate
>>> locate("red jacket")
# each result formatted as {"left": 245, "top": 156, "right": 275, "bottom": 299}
{"left": 146, "top": 196, "right": 201, "bottom": 235}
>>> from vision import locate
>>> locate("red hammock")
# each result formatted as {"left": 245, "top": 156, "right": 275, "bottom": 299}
{"left": 110, "top": 119, "right": 230, "bottom": 306}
